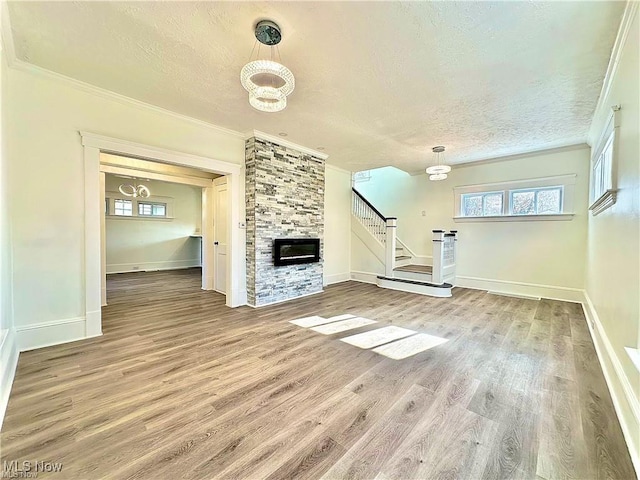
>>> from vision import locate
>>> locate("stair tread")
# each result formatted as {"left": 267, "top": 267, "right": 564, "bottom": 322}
{"left": 377, "top": 275, "right": 452, "bottom": 289}
{"left": 395, "top": 255, "right": 411, "bottom": 260}
{"left": 394, "top": 264, "right": 433, "bottom": 274}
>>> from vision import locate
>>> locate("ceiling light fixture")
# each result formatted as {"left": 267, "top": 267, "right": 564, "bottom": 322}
{"left": 241, "top": 20, "right": 295, "bottom": 113}
{"left": 118, "top": 183, "right": 150, "bottom": 198}
{"left": 426, "top": 146, "right": 450, "bottom": 181}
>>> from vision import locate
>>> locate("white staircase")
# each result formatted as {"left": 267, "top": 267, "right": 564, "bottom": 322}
{"left": 352, "top": 188, "right": 457, "bottom": 298}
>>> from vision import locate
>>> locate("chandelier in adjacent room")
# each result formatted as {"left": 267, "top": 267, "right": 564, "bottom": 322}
{"left": 240, "top": 20, "right": 295, "bottom": 113}
{"left": 118, "top": 183, "right": 150, "bottom": 198}
{"left": 426, "top": 146, "right": 451, "bottom": 181}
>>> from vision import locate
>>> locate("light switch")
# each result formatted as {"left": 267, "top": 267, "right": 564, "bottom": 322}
{"left": 238, "top": 222, "right": 246, "bottom": 229}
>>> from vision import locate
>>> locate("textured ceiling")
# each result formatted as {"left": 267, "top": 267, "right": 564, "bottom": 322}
{"left": 7, "top": 1, "right": 624, "bottom": 172}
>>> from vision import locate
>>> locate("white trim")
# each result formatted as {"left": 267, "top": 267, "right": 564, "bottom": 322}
{"left": 106, "top": 261, "right": 201, "bottom": 275}
{"left": 582, "top": 291, "right": 640, "bottom": 476}
{"left": 589, "top": 190, "right": 617, "bottom": 216}
{"left": 625, "top": 347, "right": 640, "bottom": 374}
{"left": 454, "top": 213, "right": 574, "bottom": 223}
{"left": 0, "top": 2, "right": 17, "bottom": 67}
{"left": 247, "top": 289, "right": 324, "bottom": 308}
{"left": 251, "top": 130, "right": 329, "bottom": 160}
{"left": 324, "top": 272, "right": 351, "bottom": 286}
{"left": 589, "top": 2, "right": 639, "bottom": 141}
{"left": 8, "top": 58, "right": 245, "bottom": 139}
{"left": 0, "top": 328, "right": 19, "bottom": 430}
{"left": 101, "top": 164, "right": 213, "bottom": 188}
{"left": 350, "top": 271, "right": 379, "bottom": 285}
{"left": 455, "top": 276, "right": 584, "bottom": 303}
{"left": 487, "top": 291, "right": 541, "bottom": 301}
{"left": 376, "top": 277, "right": 452, "bottom": 298}
{"left": 14, "top": 317, "right": 93, "bottom": 352}
{"left": 396, "top": 238, "right": 420, "bottom": 259}
{"left": 81, "top": 131, "right": 242, "bottom": 176}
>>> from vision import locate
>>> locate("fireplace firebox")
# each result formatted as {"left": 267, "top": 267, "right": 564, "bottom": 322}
{"left": 273, "top": 238, "right": 320, "bottom": 266}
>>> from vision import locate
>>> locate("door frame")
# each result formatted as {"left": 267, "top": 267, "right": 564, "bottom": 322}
{"left": 212, "top": 176, "right": 228, "bottom": 294}
{"left": 81, "top": 131, "right": 246, "bottom": 338}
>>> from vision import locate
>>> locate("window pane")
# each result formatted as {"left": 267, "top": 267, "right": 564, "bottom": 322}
{"left": 537, "top": 188, "right": 561, "bottom": 214}
{"left": 153, "top": 204, "right": 166, "bottom": 216}
{"left": 483, "top": 193, "right": 502, "bottom": 216}
{"left": 114, "top": 199, "right": 132, "bottom": 216}
{"left": 463, "top": 195, "right": 483, "bottom": 217}
{"left": 511, "top": 191, "right": 535, "bottom": 215}
{"left": 139, "top": 203, "right": 152, "bottom": 215}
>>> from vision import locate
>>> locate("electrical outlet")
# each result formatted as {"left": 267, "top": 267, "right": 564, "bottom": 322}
{"left": 421, "top": 210, "right": 426, "bottom": 216}
{"left": 238, "top": 222, "right": 246, "bottom": 229}
{"left": 132, "top": 266, "right": 139, "bottom": 270}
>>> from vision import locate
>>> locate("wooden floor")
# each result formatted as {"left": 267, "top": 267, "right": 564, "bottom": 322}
{"left": 1, "top": 269, "right": 635, "bottom": 479}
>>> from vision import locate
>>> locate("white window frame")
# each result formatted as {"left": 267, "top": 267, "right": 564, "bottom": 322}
{"left": 508, "top": 186, "right": 564, "bottom": 216}
{"left": 461, "top": 191, "right": 505, "bottom": 217}
{"left": 105, "top": 191, "right": 174, "bottom": 220}
{"left": 137, "top": 201, "right": 167, "bottom": 217}
{"left": 454, "top": 174, "right": 576, "bottom": 222}
{"left": 589, "top": 105, "right": 619, "bottom": 216}
{"left": 113, "top": 198, "right": 133, "bottom": 216}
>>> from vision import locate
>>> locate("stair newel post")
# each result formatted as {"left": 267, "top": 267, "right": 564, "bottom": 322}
{"left": 385, "top": 217, "right": 397, "bottom": 277}
{"left": 432, "top": 230, "right": 445, "bottom": 285}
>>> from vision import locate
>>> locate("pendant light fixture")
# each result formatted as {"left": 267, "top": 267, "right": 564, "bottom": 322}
{"left": 241, "top": 20, "right": 295, "bottom": 113}
{"left": 118, "top": 183, "right": 150, "bottom": 198}
{"left": 426, "top": 146, "right": 451, "bottom": 181}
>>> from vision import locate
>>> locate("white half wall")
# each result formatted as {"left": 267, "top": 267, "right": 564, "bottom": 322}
{"left": 585, "top": 4, "right": 640, "bottom": 471}
{"left": 105, "top": 175, "right": 202, "bottom": 274}
{"left": 324, "top": 164, "right": 352, "bottom": 286}
{"left": 5, "top": 64, "right": 245, "bottom": 347}
{"left": 355, "top": 145, "right": 591, "bottom": 301}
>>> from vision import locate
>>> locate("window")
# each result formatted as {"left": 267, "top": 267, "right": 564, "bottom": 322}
{"left": 114, "top": 199, "right": 133, "bottom": 216}
{"left": 510, "top": 186, "right": 562, "bottom": 215}
{"left": 462, "top": 192, "right": 503, "bottom": 217}
{"left": 138, "top": 202, "right": 167, "bottom": 217}
{"left": 106, "top": 192, "right": 174, "bottom": 220}
{"left": 454, "top": 174, "right": 576, "bottom": 222}
{"left": 589, "top": 106, "right": 619, "bottom": 216}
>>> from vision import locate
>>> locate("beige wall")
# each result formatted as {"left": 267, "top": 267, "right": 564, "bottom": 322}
{"left": 355, "top": 146, "right": 590, "bottom": 297}
{"left": 6, "top": 66, "right": 246, "bottom": 332}
{"left": 0, "top": 38, "right": 11, "bottom": 333}
{"left": 105, "top": 175, "right": 202, "bottom": 274}
{"left": 585, "top": 6, "right": 639, "bottom": 464}
{"left": 323, "top": 165, "right": 352, "bottom": 285}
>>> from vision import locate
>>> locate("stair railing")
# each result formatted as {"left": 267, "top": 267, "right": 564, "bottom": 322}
{"left": 432, "top": 230, "right": 457, "bottom": 285}
{"left": 352, "top": 188, "right": 397, "bottom": 277}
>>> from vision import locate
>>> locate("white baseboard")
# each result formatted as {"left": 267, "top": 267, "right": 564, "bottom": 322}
{"left": 324, "top": 272, "right": 351, "bottom": 286}
{"left": 106, "top": 260, "right": 201, "bottom": 274}
{"left": 350, "top": 271, "right": 379, "bottom": 284}
{"left": 15, "top": 317, "right": 89, "bottom": 352}
{"left": 456, "top": 275, "right": 584, "bottom": 303}
{"left": 0, "top": 328, "right": 19, "bottom": 430}
{"left": 582, "top": 291, "right": 640, "bottom": 476}
{"left": 247, "top": 289, "right": 324, "bottom": 308}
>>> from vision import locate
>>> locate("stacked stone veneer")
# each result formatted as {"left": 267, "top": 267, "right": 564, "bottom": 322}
{"left": 245, "top": 137, "right": 325, "bottom": 307}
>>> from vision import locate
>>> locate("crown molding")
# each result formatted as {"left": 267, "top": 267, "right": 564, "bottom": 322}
{"left": 9, "top": 58, "right": 247, "bottom": 140}
{"left": 589, "top": 0, "right": 639, "bottom": 142}
{"left": 249, "top": 130, "right": 329, "bottom": 160}
{"left": 0, "top": 2, "right": 17, "bottom": 67}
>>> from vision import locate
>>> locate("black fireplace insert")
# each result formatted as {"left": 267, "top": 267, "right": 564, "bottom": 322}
{"left": 273, "top": 238, "right": 320, "bottom": 266}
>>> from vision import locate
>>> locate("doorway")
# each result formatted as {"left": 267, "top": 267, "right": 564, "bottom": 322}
{"left": 81, "top": 131, "right": 246, "bottom": 339}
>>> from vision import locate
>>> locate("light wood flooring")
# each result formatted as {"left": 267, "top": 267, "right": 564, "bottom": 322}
{"left": 1, "top": 269, "right": 636, "bottom": 479}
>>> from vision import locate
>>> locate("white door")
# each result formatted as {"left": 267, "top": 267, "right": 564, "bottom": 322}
{"left": 213, "top": 177, "right": 228, "bottom": 294}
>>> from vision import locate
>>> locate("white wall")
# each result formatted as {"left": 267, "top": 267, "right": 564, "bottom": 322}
{"left": 105, "top": 175, "right": 202, "bottom": 274}
{"left": 323, "top": 165, "right": 352, "bottom": 285}
{"left": 0, "top": 28, "right": 19, "bottom": 430}
{"left": 584, "top": 4, "right": 639, "bottom": 469}
{"left": 355, "top": 145, "right": 590, "bottom": 299}
{"left": 5, "top": 65, "right": 245, "bottom": 346}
